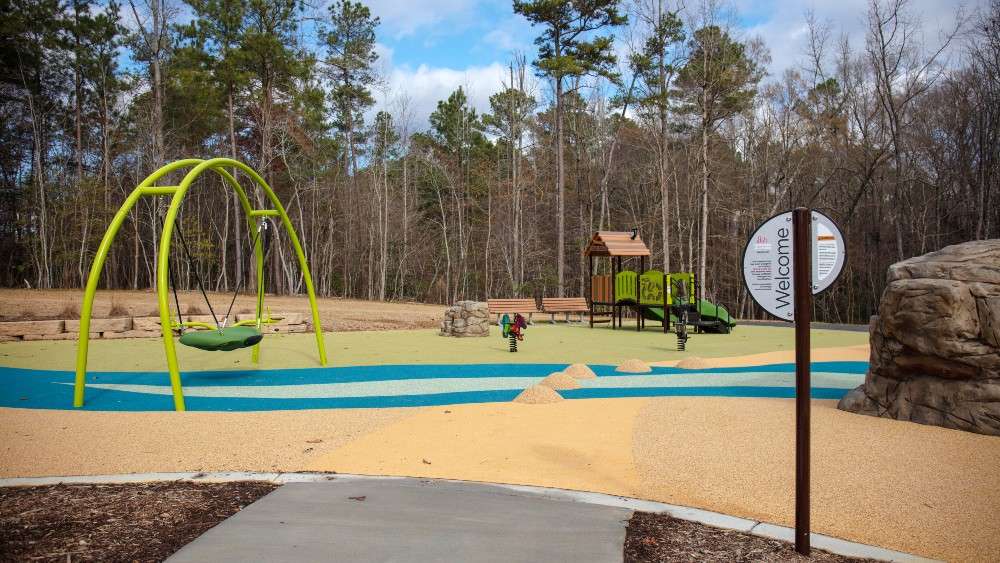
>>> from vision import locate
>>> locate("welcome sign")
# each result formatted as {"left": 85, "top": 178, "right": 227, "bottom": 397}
{"left": 742, "top": 210, "right": 845, "bottom": 321}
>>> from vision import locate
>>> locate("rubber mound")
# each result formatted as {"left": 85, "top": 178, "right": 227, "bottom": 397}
{"left": 563, "top": 363, "right": 597, "bottom": 379}
{"left": 513, "top": 385, "right": 564, "bottom": 404}
{"left": 539, "top": 372, "right": 581, "bottom": 390}
{"left": 616, "top": 359, "right": 652, "bottom": 373}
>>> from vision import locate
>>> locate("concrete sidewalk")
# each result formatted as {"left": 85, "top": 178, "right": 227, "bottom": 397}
{"left": 166, "top": 478, "right": 631, "bottom": 563}
{"left": 3, "top": 472, "right": 937, "bottom": 562}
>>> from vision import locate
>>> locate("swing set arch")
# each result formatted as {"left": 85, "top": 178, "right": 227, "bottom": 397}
{"left": 74, "top": 158, "right": 327, "bottom": 412}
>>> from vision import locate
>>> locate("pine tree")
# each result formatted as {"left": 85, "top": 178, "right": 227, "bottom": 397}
{"left": 180, "top": 0, "right": 250, "bottom": 288}
{"left": 428, "top": 87, "right": 491, "bottom": 301}
{"left": 513, "top": 0, "right": 626, "bottom": 296}
{"left": 0, "top": 0, "right": 67, "bottom": 287}
{"left": 321, "top": 0, "right": 379, "bottom": 296}
{"left": 629, "top": 1, "right": 683, "bottom": 273}
{"left": 322, "top": 0, "right": 379, "bottom": 178}
{"left": 485, "top": 78, "right": 536, "bottom": 294}
{"left": 243, "top": 0, "right": 305, "bottom": 178}
{"left": 676, "top": 25, "right": 761, "bottom": 300}
{"left": 184, "top": 0, "right": 249, "bottom": 161}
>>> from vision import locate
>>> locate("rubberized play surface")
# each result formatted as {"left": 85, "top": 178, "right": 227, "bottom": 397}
{"left": 0, "top": 325, "right": 869, "bottom": 411}
{"left": 0, "top": 324, "right": 867, "bottom": 370}
{"left": 0, "top": 361, "right": 868, "bottom": 411}
{"left": 2, "top": 325, "right": 999, "bottom": 562}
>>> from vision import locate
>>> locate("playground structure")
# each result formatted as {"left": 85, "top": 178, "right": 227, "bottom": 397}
{"left": 73, "top": 158, "right": 327, "bottom": 411}
{"left": 584, "top": 231, "right": 735, "bottom": 342}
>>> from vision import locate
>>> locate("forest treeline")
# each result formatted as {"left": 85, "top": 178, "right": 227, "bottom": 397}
{"left": 1, "top": 0, "right": 997, "bottom": 323}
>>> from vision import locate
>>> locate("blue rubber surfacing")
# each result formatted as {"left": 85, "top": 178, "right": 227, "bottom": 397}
{"left": 0, "top": 361, "right": 868, "bottom": 412}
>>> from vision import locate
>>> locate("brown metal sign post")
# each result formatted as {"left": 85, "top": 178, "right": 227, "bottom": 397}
{"left": 743, "top": 207, "right": 846, "bottom": 557}
{"left": 792, "top": 207, "right": 812, "bottom": 555}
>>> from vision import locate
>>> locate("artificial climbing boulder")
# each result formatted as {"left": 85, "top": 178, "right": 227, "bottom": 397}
{"left": 838, "top": 240, "right": 1000, "bottom": 435}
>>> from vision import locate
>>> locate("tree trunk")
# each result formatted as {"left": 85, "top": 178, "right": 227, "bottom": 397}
{"left": 555, "top": 34, "right": 565, "bottom": 297}
{"left": 401, "top": 154, "right": 409, "bottom": 295}
{"left": 659, "top": 146, "right": 670, "bottom": 273}
{"left": 658, "top": 32, "right": 671, "bottom": 274}
{"left": 340, "top": 68, "right": 362, "bottom": 298}
{"left": 699, "top": 95, "right": 709, "bottom": 302}
{"left": 219, "top": 87, "right": 238, "bottom": 290}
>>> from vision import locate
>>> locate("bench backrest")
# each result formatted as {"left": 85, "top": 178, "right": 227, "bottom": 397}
{"left": 541, "top": 297, "right": 588, "bottom": 312}
{"left": 487, "top": 298, "right": 539, "bottom": 313}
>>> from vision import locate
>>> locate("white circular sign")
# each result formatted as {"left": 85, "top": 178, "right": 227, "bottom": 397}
{"left": 741, "top": 210, "right": 845, "bottom": 321}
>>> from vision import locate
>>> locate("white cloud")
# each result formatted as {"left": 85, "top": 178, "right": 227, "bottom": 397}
{"left": 362, "top": 0, "right": 482, "bottom": 39}
{"left": 480, "top": 14, "right": 536, "bottom": 53}
{"left": 366, "top": 0, "right": 988, "bottom": 133}
{"left": 379, "top": 62, "right": 509, "bottom": 128}
{"left": 739, "top": 0, "right": 983, "bottom": 80}
{"left": 373, "top": 41, "right": 396, "bottom": 79}
{"left": 484, "top": 28, "right": 521, "bottom": 51}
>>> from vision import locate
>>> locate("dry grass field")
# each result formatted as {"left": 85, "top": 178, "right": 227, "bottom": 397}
{"left": 0, "top": 288, "right": 443, "bottom": 331}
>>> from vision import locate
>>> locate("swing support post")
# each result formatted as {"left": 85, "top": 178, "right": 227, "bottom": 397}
{"left": 252, "top": 221, "right": 265, "bottom": 364}
{"left": 74, "top": 158, "right": 327, "bottom": 412}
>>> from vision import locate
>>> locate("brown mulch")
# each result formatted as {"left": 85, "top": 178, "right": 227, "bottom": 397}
{"left": 624, "top": 512, "right": 877, "bottom": 563}
{"left": 0, "top": 481, "right": 277, "bottom": 562}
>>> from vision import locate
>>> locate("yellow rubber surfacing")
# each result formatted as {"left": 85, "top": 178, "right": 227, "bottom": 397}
{"left": 1, "top": 327, "right": 997, "bottom": 561}
{"left": 302, "top": 397, "right": 1000, "bottom": 563}
{"left": 307, "top": 400, "right": 645, "bottom": 498}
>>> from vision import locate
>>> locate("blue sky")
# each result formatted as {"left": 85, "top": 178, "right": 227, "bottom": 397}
{"left": 362, "top": 0, "right": 981, "bottom": 128}
{"left": 379, "top": 1, "right": 532, "bottom": 69}
{"left": 124, "top": 0, "right": 983, "bottom": 130}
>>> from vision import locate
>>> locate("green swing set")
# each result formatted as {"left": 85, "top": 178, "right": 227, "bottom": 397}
{"left": 73, "top": 158, "right": 327, "bottom": 411}
{"left": 169, "top": 214, "right": 271, "bottom": 352}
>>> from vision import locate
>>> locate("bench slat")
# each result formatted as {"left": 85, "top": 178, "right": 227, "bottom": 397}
{"left": 541, "top": 297, "right": 588, "bottom": 312}
{"left": 487, "top": 298, "right": 539, "bottom": 314}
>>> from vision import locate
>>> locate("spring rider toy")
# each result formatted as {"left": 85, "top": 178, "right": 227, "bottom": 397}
{"left": 500, "top": 313, "right": 528, "bottom": 352}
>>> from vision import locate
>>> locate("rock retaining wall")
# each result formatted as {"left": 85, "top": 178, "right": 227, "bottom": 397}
{"left": 0, "top": 313, "right": 310, "bottom": 342}
{"left": 838, "top": 239, "right": 1000, "bottom": 435}
{"left": 439, "top": 301, "right": 490, "bottom": 337}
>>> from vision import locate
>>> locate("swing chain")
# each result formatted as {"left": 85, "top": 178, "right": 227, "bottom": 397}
{"left": 167, "top": 213, "right": 273, "bottom": 335}
{"left": 221, "top": 217, "right": 272, "bottom": 328}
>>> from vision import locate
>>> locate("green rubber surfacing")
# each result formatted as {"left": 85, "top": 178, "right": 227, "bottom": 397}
{"left": 0, "top": 325, "right": 870, "bottom": 373}
{"left": 178, "top": 326, "right": 263, "bottom": 351}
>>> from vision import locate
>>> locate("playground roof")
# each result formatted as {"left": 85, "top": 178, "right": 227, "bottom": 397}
{"left": 583, "top": 231, "right": 651, "bottom": 257}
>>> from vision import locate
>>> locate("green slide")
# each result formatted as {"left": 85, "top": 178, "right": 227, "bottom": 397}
{"left": 644, "top": 301, "right": 735, "bottom": 333}
{"left": 695, "top": 299, "right": 735, "bottom": 333}
{"left": 643, "top": 306, "right": 666, "bottom": 322}
{"left": 615, "top": 269, "right": 736, "bottom": 334}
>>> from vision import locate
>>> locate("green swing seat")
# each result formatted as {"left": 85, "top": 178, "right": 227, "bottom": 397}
{"left": 178, "top": 326, "right": 263, "bottom": 352}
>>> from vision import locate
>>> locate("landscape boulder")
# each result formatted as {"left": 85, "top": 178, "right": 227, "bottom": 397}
{"left": 439, "top": 301, "right": 490, "bottom": 337}
{"left": 838, "top": 239, "right": 1000, "bottom": 435}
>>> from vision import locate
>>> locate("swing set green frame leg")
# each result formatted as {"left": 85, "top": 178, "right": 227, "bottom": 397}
{"left": 74, "top": 158, "right": 327, "bottom": 412}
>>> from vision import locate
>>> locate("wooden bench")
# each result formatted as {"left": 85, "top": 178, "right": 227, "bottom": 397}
{"left": 487, "top": 298, "right": 540, "bottom": 324}
{"left": 541, "top": 297, "right": 589, "bottom": 323}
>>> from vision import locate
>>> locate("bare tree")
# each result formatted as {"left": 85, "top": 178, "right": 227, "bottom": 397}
{"left": 865, "top": 0, "right": 963, "bottom": 259}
